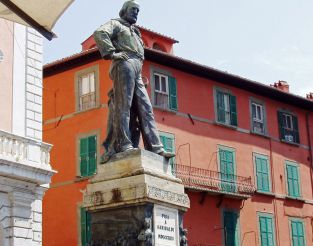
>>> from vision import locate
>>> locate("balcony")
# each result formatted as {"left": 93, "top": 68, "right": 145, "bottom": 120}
{"left": 0, "top": 130, "right": 55, "bottom": 185}
{"left": 172, "top": 164, "right": 256, "bottom": 199}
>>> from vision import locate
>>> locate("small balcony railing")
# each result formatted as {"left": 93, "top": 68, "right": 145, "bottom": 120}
{"left": 0, "top": 130, "right": 51, "bottom": 167}
{"left": 172, "top": 164, "right": 256, "bottom": 198}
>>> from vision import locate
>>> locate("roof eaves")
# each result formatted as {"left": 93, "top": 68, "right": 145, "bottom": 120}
{"left": 136, "top": 25, "right": 179, "bottom": 43}
{"left": 43, "top": 47, "right": 313, "bottom": 111}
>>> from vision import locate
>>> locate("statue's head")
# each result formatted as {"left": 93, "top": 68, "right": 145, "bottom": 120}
{"left": 119, "top": 0, "right": 140, "bottom": 24}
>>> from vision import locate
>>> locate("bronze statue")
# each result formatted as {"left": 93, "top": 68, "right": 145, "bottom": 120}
{"left": 94, "top": 0, "right": 175, "bottom": 162}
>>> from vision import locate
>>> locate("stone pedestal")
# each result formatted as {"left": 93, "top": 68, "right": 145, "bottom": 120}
{"left": 83, "top": 149, "right": 190, "bottom": 246}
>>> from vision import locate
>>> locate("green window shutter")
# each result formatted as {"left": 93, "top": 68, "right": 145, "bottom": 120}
{"left": 159, "top": 133, "right": 175, "bottom": 166}
{"left": 255, "top": 158, "right": 263, "bottom": 191}
{"left": 286, "top": 165, "right": 294, "bottom": 196}
{"left": 168, "top": 76, "right": 178, "bottom": 111}
{"left": 219, "top": 149, "right": 236, "bottom": 192}
{"left": 160, "top": 135, "right": 167, "bottom": 151}
{"left": 286, "top": 164, "right": 300, "bottom": 198}
{"left": 86, "top": 211, "right": 92, "bottom": 244}
{"left": 256, "top": 157, "right": 270, "bottom": 192}
{"left": 81, "top": 207, "right": 92, "bottom": 246}
{"left": 220, "top": 149, "right": 235, "bottom": 177}
{"left": 297, "top": 221, "right": 305, "bottom": 246}
{"left": 292, "top": 116, "right": 300, "bottom": 143}
{"left": 88, "top": 136, "right": 97, "bottom": 176}
{"left": 224, "top": 211, "right": 239, "bottom": 246}
{"left": 266, "top": 217, "right": 274, "bottom": 246}
{"left": 277, "top": 111, "right": 284, "bottom": 140}
{"left": 292, "top": 166, "right": 300, "bottom": 197}
{"left": 80, "top": 138, "right": 88, "bottom": 177}
{"left": 261, "top": 159, "right": 270, "bottom": 192}
{"left": 259, "top": 216, "right": 274, "bottom": 246}
{"left": 291, "top": 220, "right": 305, "bottom": 246}
{"left": 217, "top": 91, "right": 226, "bottom": 123}
{"left": 230, "top": 95, "right": 238, "bottom": 126}
{"left": 81, "top": 208, "right": 87, "bottom": 246}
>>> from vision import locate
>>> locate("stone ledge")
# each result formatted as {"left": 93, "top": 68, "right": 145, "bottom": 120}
{"left": 0, "top": 159, "right": 55, "bottom": 185}
{"left": 92, "top": 149, "right": 180, "bottom": 184}
{"left": 84, "top": 149, "right": 190, "bottom": 211}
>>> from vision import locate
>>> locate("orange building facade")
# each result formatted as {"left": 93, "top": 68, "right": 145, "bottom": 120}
{"left": 43, "top": 27, "right": 313, "bottom": 246}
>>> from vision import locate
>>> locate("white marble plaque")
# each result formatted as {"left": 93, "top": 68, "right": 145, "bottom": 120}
{"left": 154, "top": 205, "right": 179, "bottom": 246}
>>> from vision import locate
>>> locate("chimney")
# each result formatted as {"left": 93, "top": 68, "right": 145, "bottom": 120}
{"left": 306, "top": 92, "right": 313, "bottom": 101}
{"left": 271, "top": 80, "right": 289, "bottom": 93}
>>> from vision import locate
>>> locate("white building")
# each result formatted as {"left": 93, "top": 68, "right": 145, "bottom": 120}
{"left": 0, "top": 18, "right": 55, "bottom": 246}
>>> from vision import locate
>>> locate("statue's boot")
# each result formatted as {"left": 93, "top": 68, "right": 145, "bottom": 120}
{"left": 155, "top": 150, "right": 175, "bottom": 158}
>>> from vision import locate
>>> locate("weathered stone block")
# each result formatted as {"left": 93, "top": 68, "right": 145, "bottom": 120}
{"left": 83, "top": 149, "right": 189, "bottom": 246}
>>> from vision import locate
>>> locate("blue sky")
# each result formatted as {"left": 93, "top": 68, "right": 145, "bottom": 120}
{"left": 44, "top": 0, "right": 313, "bottom": 97}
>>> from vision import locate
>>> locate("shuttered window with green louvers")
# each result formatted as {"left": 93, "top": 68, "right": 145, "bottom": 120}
{"left": 81, "top": 207, "right": 91, "bottom": 246}
{"left": 216, "top": 90, "right": 237, "bottom": 127}
{"left": 168, "top": 76, "right": 178, "bottom": 111}
{"left": 290, "top": 219, "right": 305, "bottom": 246}
{"left": 159, "top": 132, "right": 175, "bottom": 167}
{"left": 255, "top": 155, "right": 271, "bottom": 192}
{"left": 154, "top": 72, "right": 178, "bottom": 111}
{"left": 223, "top": 211, "right": 240, "bottom": 246}
{"left": 259, "top": 214, "right": 275, "bottom": 246}
{"left": 80, "top": 135, "right": 97, "bottom": 177}
{"left": 286, "top": 162, "right": 301, "bottom": 198}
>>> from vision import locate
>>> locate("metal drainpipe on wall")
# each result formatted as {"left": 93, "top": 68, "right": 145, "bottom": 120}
{"left": 269, "top": 138, "right": 281, "bottom": 246}
{"left": 306, "top": 112, "right": 313, "bottom": 198}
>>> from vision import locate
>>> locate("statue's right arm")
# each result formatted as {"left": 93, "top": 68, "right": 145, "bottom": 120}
{"left": 93, "top": 20, "right": 118, "bottom": 60}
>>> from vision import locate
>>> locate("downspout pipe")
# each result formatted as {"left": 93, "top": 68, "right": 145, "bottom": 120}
{"left": 306, "top": 112, "right": 313, "bottom": 197}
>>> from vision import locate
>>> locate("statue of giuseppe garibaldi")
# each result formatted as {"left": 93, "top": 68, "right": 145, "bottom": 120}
{"left": 94, "top": 0, "right": 175, "bottom": 162}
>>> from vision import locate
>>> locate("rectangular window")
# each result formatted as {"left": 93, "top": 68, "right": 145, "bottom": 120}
{"left": 78, "top": 72, "right": 96, "bottom": 111}
{"left": 81, "top": 207, "right": 91, "bottom": 246}
{"left": 251, "top": 102, "right": 265, "bottom": 134}
{"left": 223, "top": 211, "right": 239, "bottom": 246}
{"left": 259, "top": 213, "right": 275, "bottom": 246}
{"left": 278, "top": 111, "right": 300, "bottom": 144}
{"left": 159, "top": 132, "right": 175, "bottom": 166}
{"left": 80, "top": 135, "right": 97, "bottom": 177}
{"left": 254, "top": 154, "right": 271, "bottom": 192}
{"left": 219, "top": 147, "right": 236, "bottom": 193}
{"left": 216, "top": 90, "right": 237, "bottom": 126}
{"left": 290, "top": 219, "right": 305, "bottom": 246}
{"left": 286, "top": 162, "right": 301, "bottom": 198}
{"left": 153, "top": 73, "right": 178, "bottom": 111}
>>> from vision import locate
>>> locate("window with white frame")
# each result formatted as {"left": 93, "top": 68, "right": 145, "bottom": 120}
{"left": 154, "top": 73, "right": 169, "bottom": 108}
{"left": 251, "top": 102, "right": 265, "bottom": 134}
{"left": 78, "top": 72, "right": 96, "bottom": 111}
{"left": 153, "top": 72, "right": 178, "bottom": 111}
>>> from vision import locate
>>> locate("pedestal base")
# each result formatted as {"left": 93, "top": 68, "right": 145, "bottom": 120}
{"left": 83, "top": 149, "right": 189, "bottom": 246}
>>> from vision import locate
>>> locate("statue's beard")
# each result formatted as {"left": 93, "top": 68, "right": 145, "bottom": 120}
{"left": 125, "top": 16, "right": 137, "bottom": 24}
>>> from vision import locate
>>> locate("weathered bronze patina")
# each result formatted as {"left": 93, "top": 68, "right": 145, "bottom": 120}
{"left": 94, "top": 0, "right": 175, "bottom": 162}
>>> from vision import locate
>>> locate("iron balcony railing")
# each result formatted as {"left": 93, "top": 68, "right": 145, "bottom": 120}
{"left": 172, "top": 164, "right": 256, "bottom": 198}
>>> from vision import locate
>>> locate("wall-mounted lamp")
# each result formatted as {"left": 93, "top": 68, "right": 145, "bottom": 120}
{"left": 0, "top": 50, "right": 4, "bottom": 63}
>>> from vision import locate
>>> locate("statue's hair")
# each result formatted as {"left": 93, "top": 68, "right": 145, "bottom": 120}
{"left": 119, "top": 0, "right": 140, "bottom": 18}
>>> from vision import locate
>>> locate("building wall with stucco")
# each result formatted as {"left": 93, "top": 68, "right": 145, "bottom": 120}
{"left": 0, "top": 18, "right": 54, "bottom": 246}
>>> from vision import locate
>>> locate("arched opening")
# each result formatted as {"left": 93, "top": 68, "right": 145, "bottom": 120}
{"left": 152, "top": 42, "right": 166, "bottom": 52}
